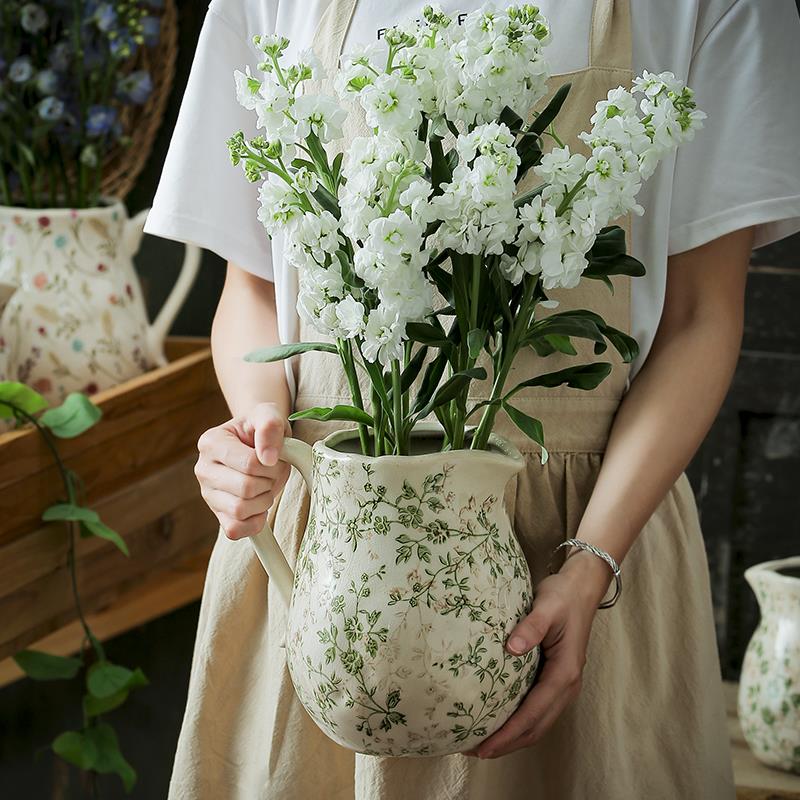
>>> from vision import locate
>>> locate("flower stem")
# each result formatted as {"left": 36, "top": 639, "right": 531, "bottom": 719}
{"left": 391, "top": 360, "right": 404, "bottom": 454}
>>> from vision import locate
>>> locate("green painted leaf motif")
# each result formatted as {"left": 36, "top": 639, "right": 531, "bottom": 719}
{"left": 87, "top": 662, "right": 135, "bottom": 699}
{"left": 14, "top": 650, "right": 82, "bottom": 680}
{"left": 39, "top": 392, "right": 102, "bottom": 438}
{"left": 80, "top": 519, "right": 130, "bottom": 556}
{"left": 52, "top": 730, "right": 97, "bottom": 770}
{"left": 243, "top": 341, "right": 337, "bottom": 363}
{"left": 0, "top": 381, "right": 48, "bottom": 419}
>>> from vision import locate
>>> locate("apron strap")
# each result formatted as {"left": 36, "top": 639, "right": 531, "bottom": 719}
{"left": 589, "top": 0, "right": 632, "bottom": 72}
{"left": 312, "top": 0, "right": 359, "bottom": 73}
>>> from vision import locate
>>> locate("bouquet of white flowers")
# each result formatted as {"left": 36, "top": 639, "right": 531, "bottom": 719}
{"left": 228, "top": 3, "right": 704, "bottom": 460}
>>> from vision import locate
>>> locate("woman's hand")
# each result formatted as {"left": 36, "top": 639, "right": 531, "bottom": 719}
{"left": 464, "top": 550, "right": 612, "bottom": 759}
{"left": 194, "top": 401, "right": 292, "bottom": 540}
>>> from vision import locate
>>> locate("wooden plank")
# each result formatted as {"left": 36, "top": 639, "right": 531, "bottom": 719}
{"left": 0, "top": 391, "right": 227, "bottom": 547}
{"left": 725, "top": 681, "right": 800, "bottom": 799}
{"left": 0, "top": 548, "right": 212, "bottom": 688}
{"left": 0, "top": 454, "right": 201, "bottom": 601}
{"left": 0, "top": 497, "right": 218, "bottom": 660}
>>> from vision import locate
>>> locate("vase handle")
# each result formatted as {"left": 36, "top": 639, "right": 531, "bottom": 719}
{"left": 124, "top": 208, "right": 202, "bottom": 365}
{"left": 249, "top": 437, "right": 314, "bottom": 608}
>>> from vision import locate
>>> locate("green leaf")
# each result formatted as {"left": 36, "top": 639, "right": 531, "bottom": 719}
{"left": 290, "top": 157, "right": 317, "bottom": 172}
{"left": 429, "top": 136, "right": 452, "bottom": 190}
{"left": 467, "top": 328, "right": 487, "bottom": 359}
{"left": 83, "top": 667, "right": 147, "bottom": 717}
{"left": 415, "top": 367, "right": 486, "bottom": 419}
{"left": 14, "top": 650, "right": 82, "bottom": 680}
{"left": 405, "top": 322, "right": 451, "bottom": 348}
{"left": 312, "top": 184, "right": 341, "bottom": 219}
{"left": 52, "top": 730, "right": 97, "bottom": 770}
{"left": 243, "top": 341, "right": 337, "bottom": 363}
{"left": 528, "top": 82, "right": 571, "bottom": 137}
{"left": 499, "top": 105, "right": 525, "bottom": 133}
{"left": 39, "top": 392, "right": 102, "bottom": 437}
{"left": 80, "top": 519, "right": 129, "bottom": 557}
{"left": 594, "top": 324, "right": 639, "bottom": 362}
{"left": 332, "top": 152, "right": 344, "bottom": 185}
{"left": 84, "top": 688, "right": 129, "bottom": 717}
{"left": 529, "top": 316, "right": 605, "bottom": 345}
{"left": 85, "top": 723, "right": 137, "bottom": 792}
{"left": 506, "top": 363, "right": 612, "bottom": 398}
{"left": 18, "top": 140, "right": 37, "bottom": 167}
{"left": 590, "top": 225, "right": 626, "bottom": 258}
{"left": 502, "top": 401, "right": 548, "bottom": 465}
{"left": 87, "top": 662, "right": 135, "bottom": 699}
{"left": 399, "top": 345, "right": 428, "bottom": 393}
{"left": 42, "top": 502, "right": 98, "bottom": 523}
{"left": 585, "top": 253, "right": 646, "bottom": 278}
{"left": 289, "top": 405, "right": 373, "bottom": 426}
{"left": 0, "top": 381, "right": 48, "bottom": 420}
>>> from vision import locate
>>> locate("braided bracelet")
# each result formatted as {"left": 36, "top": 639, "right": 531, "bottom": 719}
{"left": 547, "top": 538, "right": 622, "bottom": 609}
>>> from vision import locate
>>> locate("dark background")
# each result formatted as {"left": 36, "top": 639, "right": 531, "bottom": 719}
{"left": 1, "top": 1, "right": 798, "bottom": 796}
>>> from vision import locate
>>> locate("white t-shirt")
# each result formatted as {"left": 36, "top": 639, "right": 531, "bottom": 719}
{"left": 143, "top": 0, "right": 800, "bottom": 407}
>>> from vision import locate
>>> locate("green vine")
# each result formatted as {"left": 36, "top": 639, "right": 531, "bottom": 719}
{"left": 1, "top": 380, "right": 146, "bottom": 795}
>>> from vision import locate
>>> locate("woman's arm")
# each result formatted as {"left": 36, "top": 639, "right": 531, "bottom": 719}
{"left": 211, "top": 262, "right": 292, "bottom": 420}
{"left": 468, "top": 225, "right": 756, "bottom": 758}
{"left": 193, "top": 263, "right": 292, "bottom": 541}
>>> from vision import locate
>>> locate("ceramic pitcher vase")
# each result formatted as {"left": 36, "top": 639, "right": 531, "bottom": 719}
{"left": 251, "top": 423, "right": 541, "bottom": 756}
{"left": 738, "top": 556, "right": 800, "bottom": 774}
{"left": 0, "top": 197, "right": 200, "bottom": 407}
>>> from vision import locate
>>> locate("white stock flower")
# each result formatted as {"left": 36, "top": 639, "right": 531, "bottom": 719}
{"left": 292, "top": 94, "right": 347, "bottom": 142}
{"left": 335, "top": 296, "right": 366, "bottom": 338}
{"left": 257, "top": 175, "right": 304, "bottom": 235}
{"left": 360, "top": 73, "right": 423, "bottom": 136}
{"left": 362, "top": 306, "right": 405, "bottom": 366}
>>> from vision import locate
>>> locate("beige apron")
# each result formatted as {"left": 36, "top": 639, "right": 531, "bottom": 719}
{"left": 167, "top": 2, "right": 736, "bottom": 798}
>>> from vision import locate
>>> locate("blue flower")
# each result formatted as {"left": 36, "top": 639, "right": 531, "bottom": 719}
{"left": 85, "top": 105, "right": 116, "bottom": 137}
{"left": 72, "top": 339, "right": 84, "bottom": 352}
{"left": 117, "top": 70, "right": 153, "bottom": 105}
{"left": 54, "top": 234, "right": 68, "bottom": 248}
{"left": 109, "top": 31, "right": 137, "bottom": 59}
{"left": 37, "top": 96, "right": 64, "bottom": 121}
{"left": 35, "top": 69, "right": 59, "bottom": 95}
{"left": 20, "top": 3, "right": 49, "bottom": 34}
{"left": 9, "top": 57, "right": 34, "bottom": 83}
{"left": 141, "top": 16, "right": 161, "bottom": 47}
{"left": 93, "top": 3, "right": 117, "bottom": 33}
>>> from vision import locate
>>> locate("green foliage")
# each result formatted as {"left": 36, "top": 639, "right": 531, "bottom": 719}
{"left": 0, "top": 382, "right": 147, "bottom": 791}
{"left": 289, "top": 405, "right": 374, "bottom": 426}
{"left": 243, "top": 341, "right": 338, "bottom": 363}
{"left": 13, "top": 650, "right": 82, "bottom": 680}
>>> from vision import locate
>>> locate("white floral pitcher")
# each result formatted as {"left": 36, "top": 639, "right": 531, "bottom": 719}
{"left": 250, "top": 423, "right": 541, "bottom": 756}
{"left": 0, "top": 197, "right": 200, "bottom": 405}
{"left": 738, "top": 556, "right": 800, "bottom": 774}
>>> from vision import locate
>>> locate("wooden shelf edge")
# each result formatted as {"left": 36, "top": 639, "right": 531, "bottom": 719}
{"left": 0, "top": 547, "right": 212, "bottom": 689}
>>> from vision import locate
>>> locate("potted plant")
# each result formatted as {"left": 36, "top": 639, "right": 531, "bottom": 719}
{"left": 0, "top": 0, "right": 199, "bottom": 407}
{"left": 227, "top": 4, "right": 705, "bottom": 755}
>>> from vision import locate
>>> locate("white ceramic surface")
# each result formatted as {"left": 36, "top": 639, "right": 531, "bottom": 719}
{"left": 251, "top": 423, "right": 541, "bottom": 756}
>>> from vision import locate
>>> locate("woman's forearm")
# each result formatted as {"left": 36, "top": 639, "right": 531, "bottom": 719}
{"left": 559, "top": 229, "right": 754, "bottom": 603}
{"left": 210, "top": 263, "right": 291, "bottom": 421}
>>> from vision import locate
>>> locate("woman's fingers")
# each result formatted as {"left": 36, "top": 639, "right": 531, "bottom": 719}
{"left": 204, "top": 487, "right": 276, "bottom": 540}
{"left": 249, "top": 402, "right": 292, "bottom": 466}
{"left": 195, "top": 457, "right": 287, "bottom": 500}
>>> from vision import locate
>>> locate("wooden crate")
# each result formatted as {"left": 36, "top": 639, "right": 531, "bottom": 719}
{"left": 0, "top": 336, "right": 229, "bottom": 662}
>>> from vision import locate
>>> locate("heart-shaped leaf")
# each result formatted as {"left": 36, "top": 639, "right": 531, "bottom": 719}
{"left": 14, "top": 650, "right": 82, "bottom": 680}
{"left": 0, "top": 381, "right": 48, "bottom": 420}
{"left": 39, "top": 392, "right": 102, "bottom": 437}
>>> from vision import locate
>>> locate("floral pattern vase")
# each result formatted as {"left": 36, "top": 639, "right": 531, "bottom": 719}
{"left": 0, "top": 197, "right": 200, "bottom": 409}
{"left": 250, "top": 423, "right": 541, "bottom": 757}
{"left": 738, "top": 556, "right": 800, "bottom": 774}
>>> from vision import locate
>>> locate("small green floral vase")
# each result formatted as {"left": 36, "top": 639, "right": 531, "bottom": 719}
{"left": 250, "top": 422, "right": 541, "bottom": 756}
{"left": 738, "top": 556, "right": 800, "bottom": 774}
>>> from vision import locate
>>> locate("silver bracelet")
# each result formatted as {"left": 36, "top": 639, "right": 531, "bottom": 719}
{"left": 547, "top": 538, "right": 622, "bottom": 609}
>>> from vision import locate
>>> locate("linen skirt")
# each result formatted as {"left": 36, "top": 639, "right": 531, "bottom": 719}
{"left": 167, "top": 392, "right": 736, "bottom": 800}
